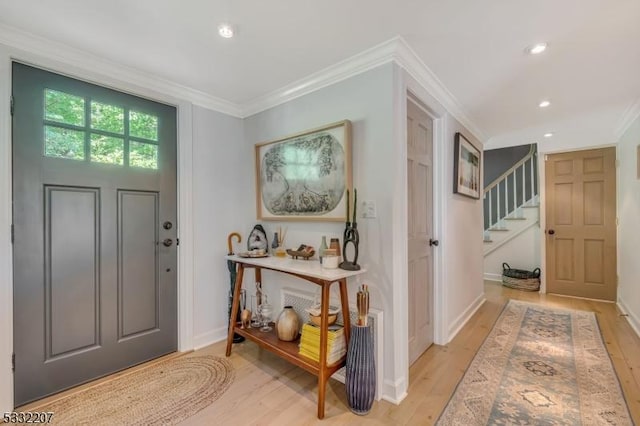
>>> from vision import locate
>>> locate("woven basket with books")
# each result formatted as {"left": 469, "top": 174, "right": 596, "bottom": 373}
{"left": 502, "top": 263, "right": 541, "bottom": 291}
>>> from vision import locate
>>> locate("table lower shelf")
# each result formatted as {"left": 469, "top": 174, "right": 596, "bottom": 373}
{"left": 232, "top": 323, "right": 346, "bottom": 377}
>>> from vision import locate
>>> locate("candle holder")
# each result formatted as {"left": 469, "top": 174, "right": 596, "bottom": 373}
{"left": 339, "top": 221, "right": 360, "bottom": 271}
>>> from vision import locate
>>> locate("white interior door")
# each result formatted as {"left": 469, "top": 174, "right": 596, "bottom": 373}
{"left": 407, "top": 99, "right": 434, "bottom": 365}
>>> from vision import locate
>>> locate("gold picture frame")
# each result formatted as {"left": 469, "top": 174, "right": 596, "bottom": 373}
{"left": 255, "top": 120, "right": 352, "bottom": 221}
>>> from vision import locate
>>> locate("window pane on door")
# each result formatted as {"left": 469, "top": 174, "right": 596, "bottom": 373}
{"left": 129, "top": 111, "right": 158, "bottom": 141}
{"left": 44, "top": 126, "right": 85, "bottom": 160}
{"left": 44, "top": 89, "right": 85, "bottom": 126}
{"left": 90, "top": 134, "right": 124, "bottom": 165}
{"left": 91, "top": 101, "right": 124, "bottom": 134}
{"left": 130, "top": 141, "right": 158, "bottom": 169}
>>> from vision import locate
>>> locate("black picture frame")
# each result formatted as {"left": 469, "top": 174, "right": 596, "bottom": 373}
{"left": 453, "top": 132, "right": 481, "bottom": 199}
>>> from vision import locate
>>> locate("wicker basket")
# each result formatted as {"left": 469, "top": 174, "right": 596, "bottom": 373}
{"left": 501, "top": 263, "right": 541, "bottom": 291}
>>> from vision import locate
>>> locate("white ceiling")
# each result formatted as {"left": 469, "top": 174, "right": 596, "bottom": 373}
{"left": 1, "top": 0, "right": 639, "bottom": 149}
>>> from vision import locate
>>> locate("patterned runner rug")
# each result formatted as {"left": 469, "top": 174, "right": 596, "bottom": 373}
{"left": 31, "top": 355, "right": 234, "bottom": 425}
{"left": 437, "top": 300, "right": 633, "bottom": 425}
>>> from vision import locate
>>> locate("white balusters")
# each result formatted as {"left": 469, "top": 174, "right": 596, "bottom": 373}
{"left": 505, "top": 176, "right": 509, "bottom": 218}
{"left": 512, "top": 170, "right": 517, "bottom": 216}
{"left": 483, "top": 147, "right": 538, "bottom": 232}
{"left": 489, "top": 190, "right": 493, "bottom": 228}
{"left": 530, "top": 156, "right": 535, "bottom": 201}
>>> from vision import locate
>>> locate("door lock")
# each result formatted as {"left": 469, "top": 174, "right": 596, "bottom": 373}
{"left": 162, "top": 238, "right": 173, "bottom": 247}
{"left": 163, "top": 221, "right": 173, "bottom": 230}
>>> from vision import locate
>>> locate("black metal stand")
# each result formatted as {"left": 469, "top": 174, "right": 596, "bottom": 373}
{"left": 340, "top": 222, "right": 361, "bottom": 271}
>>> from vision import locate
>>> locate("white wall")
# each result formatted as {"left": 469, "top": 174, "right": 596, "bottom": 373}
{"left": 617, "top": 115, "right": 640, "bottom": 337}
{"left": 484, "top": 226, "right": 541, "bottom": 281}
{"left": 243, "top": 64, "right": 397, "bottom": 398}
{"left": 191, "top": 106, "right": 248, "bottom": 348}
{"left": 443, "top": 119, "right": 486, "bottom": 338}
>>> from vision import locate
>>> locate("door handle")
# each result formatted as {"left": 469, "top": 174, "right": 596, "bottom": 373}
{"left": 162, "top": 238, "right": 173, "bottom": 247}
{"left": 547, "top": 229, "right": 555, "bottom": 235}
{"left": 429, "top": 239, "right": 439, "bottom": 247}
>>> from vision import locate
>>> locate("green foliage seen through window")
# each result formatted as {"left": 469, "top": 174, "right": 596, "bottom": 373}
{"left": 130, "top": 142, "right": 158, "bottom": 169}
{"left": 44, "top": 126, "right": 85, "bottom": 160}
{"left": 91, "top": 134, "right": 124, "bottom": 165}
{"left": 43, "top": 89, "right": 159, "bottom": 169}
{"left": 44, "top": 89, "right": 85, "bottom": 126}
{"left": 91, "top": 101, "right": 124, "bottom": 134}
{"left": 130, "top": 111, "right": 158, "bottom": 141}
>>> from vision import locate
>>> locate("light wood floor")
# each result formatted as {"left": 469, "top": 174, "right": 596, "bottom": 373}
{"left": 21, "top": 281, "right": 640, "bottom": 425}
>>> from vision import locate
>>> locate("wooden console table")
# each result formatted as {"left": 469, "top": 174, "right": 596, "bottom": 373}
{"left": 225, "top": 255, "right": 366, "bottom": 419}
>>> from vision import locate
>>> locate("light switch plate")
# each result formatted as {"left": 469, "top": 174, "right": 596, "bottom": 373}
{"left": 362, "top": 201, "right": 377, "bottom": 218}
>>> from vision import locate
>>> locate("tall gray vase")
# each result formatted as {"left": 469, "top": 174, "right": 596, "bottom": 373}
{"left": 345, "top": 324, "right": 375, "bottom": 415}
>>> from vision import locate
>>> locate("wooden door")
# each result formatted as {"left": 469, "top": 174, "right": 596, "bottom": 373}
{"left": 545, "top": 147, "right": 617, "bottom": 301}
{"left": 407, "top": 100, "right": 434, "bottom": 365}
{"left": 12, "top": 63, "right": 178, "bottom": 405}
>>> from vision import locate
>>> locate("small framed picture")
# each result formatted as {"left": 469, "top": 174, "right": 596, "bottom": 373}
{"left": 453, "top": 132, "right": 481, "bottom": 199}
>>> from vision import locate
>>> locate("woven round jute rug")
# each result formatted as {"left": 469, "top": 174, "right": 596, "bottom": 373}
{"left": 35, "top": 355, "right": 234, "bottom": 425}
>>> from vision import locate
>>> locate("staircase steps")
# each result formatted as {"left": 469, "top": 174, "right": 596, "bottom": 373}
{"left": 489, "top": 227, "right": 509, "bottom": 232}
{"left": 522, "top": 204, "right": 540, "bottom": 208}
{"left": 483, "top": 239, "right": 494, "bottom": 243}
{"left": 505, "top": 217, "right": 526, "bottom": 221}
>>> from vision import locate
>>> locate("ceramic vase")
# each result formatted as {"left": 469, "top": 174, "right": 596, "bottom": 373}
{"left": 345, "top": 324, "right": 375, "bottom": 415}
{"left": 276, "top": 306, "right": 300, "bottom": 341}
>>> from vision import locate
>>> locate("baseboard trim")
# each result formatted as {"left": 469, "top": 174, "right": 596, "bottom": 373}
{"left": 484, "top": 273, "right": 502, "bottom": 282}
{"left": 193, "top": 326, "right": 228, "bottom": 350}
{"left": 447, "top": 294, "right": 486, "bottom": 343}
{"left": 617, "top": 299, "right": 640, "bottom": 339}
{"left": 381, "top": 377, "right": 408, "bottom": 405}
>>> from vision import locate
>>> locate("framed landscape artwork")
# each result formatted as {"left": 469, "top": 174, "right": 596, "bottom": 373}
{"left": 453, "top": 132, "right": 481, "bottom": 199}
{"left": 255, "top": 120, "right": 352, "bottom": 221}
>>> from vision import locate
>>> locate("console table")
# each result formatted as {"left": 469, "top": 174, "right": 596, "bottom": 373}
{"left": 225, "top": 255, "right": 366, "bottom": 419}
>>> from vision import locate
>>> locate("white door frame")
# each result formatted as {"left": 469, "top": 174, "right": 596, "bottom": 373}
{"left": 387, "top": 67, "right": 448, "bottom": 402}
{"left": 0, "top": 44, "right": 195, "bottom": 411}
{"left": 404, "top": 77, "right": 448, "bottom": 346}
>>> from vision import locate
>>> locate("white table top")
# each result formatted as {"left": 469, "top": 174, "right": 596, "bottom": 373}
{"left": 225, "top": 254, "right": 366, "bottom": 281}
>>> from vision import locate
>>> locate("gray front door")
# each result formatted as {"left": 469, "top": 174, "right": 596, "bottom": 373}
{"left": 12, "top": 63, "right": 178, "bottom": 405}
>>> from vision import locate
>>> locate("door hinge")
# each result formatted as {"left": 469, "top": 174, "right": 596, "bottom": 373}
{"left": 11, "top": 353, "right": 15, "bottom": 372}
{"left": 10, "top": 95, "right": 14, "bottom": 116}
{"left": 11, "top": 224, "right": 14, "bottom": 244}
{"left": 544, "top": 154, "right": 549, "bottom": 161}
{"left": 176, "top": 238, "right": 180, "bottom": 246}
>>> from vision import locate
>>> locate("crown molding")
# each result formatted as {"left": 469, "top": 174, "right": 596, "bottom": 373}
{"left": 391, "top": 38, "right": 486, "bottom": 142}
{"left": 0, "top": 23, "right": 243, "bottom": 117}
{"left": 241, "top": 37, "right": 402, "bottom": 118}
{"left": 242, "top": 36, "right": 487, "bottom": 141}
{"left": 614, "top": 98, "right": 640, "bottom": 140}
{"left": 0, "top": 25, "right": 486, "bottom": 138}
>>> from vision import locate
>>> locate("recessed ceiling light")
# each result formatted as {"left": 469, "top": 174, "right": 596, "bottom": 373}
{"left": 543, "top": 132, "right": 554, "bottom": 138}
{"left": 539, "top": 100, "right": 551, "bottom": 108}
{"left": 218, "top": 23, "right": 234, "bottom": 39}
{"left": 526, "top": 43, "right": 547, "bottom": 55}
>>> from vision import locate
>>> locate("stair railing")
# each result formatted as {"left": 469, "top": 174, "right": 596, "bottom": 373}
{"left": 484, "top": 146, "right": 537, "bottom": 230}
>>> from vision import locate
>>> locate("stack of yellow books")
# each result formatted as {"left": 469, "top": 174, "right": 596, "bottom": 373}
{"left": 298, "top": 323, "right": 346, "bottom": 364}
